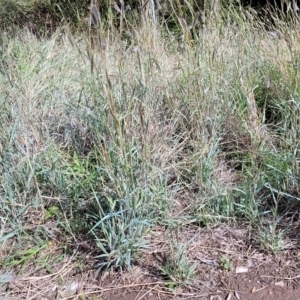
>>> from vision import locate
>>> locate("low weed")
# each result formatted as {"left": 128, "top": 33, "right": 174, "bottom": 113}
{"left": 159, "top": 234, "right": 198, "bottom": 285}
{"left": 220, "top": 255, "right": 234, "bottom": 272}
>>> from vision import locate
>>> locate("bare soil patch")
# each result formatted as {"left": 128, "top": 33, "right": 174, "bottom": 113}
{"left": 1, "top": 223, "right": 300, "bottom": 299}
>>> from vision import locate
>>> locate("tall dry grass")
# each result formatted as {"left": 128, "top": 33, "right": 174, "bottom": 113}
{"left": 1, "top": 3, "right": 300, "bottom": 289}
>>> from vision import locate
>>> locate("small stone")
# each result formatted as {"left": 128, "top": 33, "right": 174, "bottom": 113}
{"left": 275, "top": 281, "right": 284, "bottom": 287}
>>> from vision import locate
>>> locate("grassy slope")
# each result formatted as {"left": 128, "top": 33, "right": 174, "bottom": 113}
{"left": 0, "top": 4, "right": 300, "bottom": 298}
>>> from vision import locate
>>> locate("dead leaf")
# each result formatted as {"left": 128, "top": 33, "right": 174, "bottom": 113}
{"left": 198, "top": 257, "right": 218, "bottom": 266}
{"left": 247, "top": 259, "right": 254, "bottom": 268}
{"left": 61, "top": 281, "right": 79, "bottom": 297}
{"left": 236, "top": 266, "right": 249, "bottom": 273}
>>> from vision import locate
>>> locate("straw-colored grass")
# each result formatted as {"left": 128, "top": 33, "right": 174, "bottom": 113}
{"left": 1, "top": 3, "right": 300, "bottom": 298}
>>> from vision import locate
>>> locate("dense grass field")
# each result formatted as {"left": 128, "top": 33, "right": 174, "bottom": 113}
{"left": 1, "top": 2, "right": 300, "bottom": 299}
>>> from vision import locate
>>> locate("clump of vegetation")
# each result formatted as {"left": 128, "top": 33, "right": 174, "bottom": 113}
{"left": 1, "top": 1, "right": 300, "bottom": 298}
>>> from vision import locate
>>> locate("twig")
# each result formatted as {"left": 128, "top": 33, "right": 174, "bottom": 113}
{"left": 261, "top": 274, "right": 300, "bottom": 280}
{"left": 13, "top": 249, "right": 78, "bottom": 282}
{"left": 61, "top": 282, "right": 170, "bottom": 300}
{"left": 252, "top": 285, "right": 269, "bottom": 293}
{"left": 62, "top": 282, "right": 208, "bottom": 300}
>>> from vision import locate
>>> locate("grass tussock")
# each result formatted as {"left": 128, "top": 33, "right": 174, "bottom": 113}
{"left": 1, "top": 3, "right": 300, "bottom": 296}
